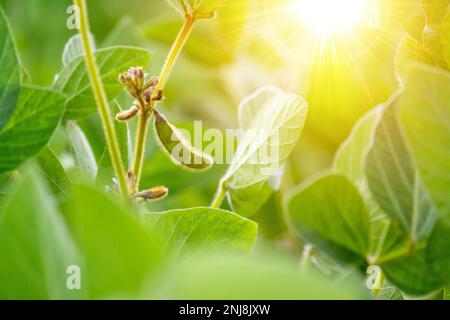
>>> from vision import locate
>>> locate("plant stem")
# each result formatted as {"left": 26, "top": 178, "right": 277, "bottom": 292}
{"left": 211, "top": 183, "right": 226, "bottom": 208}
{"left": 131, "top": 15, "right": 197, "bottom": 190}
{"left": 75, "top": 0, "right": 128, "bottom": 196}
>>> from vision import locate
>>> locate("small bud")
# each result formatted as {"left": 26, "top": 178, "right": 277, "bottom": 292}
{"left": 153, "top": 89, "right": 164, "bottom": 102}
{"left": 118, "top": 66, "right": 148, "bottom": 98}
{"left": 135, "top": 186, "right": 169, "bottom": 202}
{"left": 144, "top": 76, "right": 159, "bottom": 90}
{"left": 115, "top": 105, "right": 140, "bottom": 122}
{"left": 143, "top": 88, "right": 155, "bottom": 104}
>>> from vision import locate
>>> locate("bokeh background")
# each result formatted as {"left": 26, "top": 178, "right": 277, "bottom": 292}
{"left": 0, "top": 0, "right": 428, "bottom": 249}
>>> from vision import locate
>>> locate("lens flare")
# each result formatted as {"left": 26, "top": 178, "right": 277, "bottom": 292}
{"left": 294, "top": 0, "right": 370, "bottom": 36}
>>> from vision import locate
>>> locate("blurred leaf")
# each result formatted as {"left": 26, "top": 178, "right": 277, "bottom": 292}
{"left": 66, "top": 121, "right": 98, "bottom": 183}
{"left": 144, "top": 18, "right": 233, "bottom": 68}
{"left": 398, "top": 66, "right": 450, "bottom": 221}
{"left": 222, "top": 87, "right": 308, "bottom": 215}
{"left": 381, "top": 248, "right": 442, "bottom": 296}
{"left": 0, "top": 86, "right": 65, "bottom": 175}
{"left": 166, "top": 0, "right": 227, "bottom": 17}
{"left": 442, "top": 12, "right": 450, "bottom": 68}
{"left": 62, "top": 33, "right": 95, "bottom": 67}
{"left": 426, "top": 220, "right": 450, "bottom": 286}
{"left": 144, "top": 207, "right": 257, "bottom": 260}
{"left": 0, "top": 167, "right": 81, "bottom": 299}
{"left": 155, "top": 254, "right": 368, "bottom": 299}
{"left": 285, "top": 173, "right": 371, "bottom": 267}
{"left": 334, "top": 106, "right": 382, "bottom": 184}
{"left": 367, "top": 94, "right": 437, "bottom": 243}
{"left": 0, "top": 6, "right": 20, "bottom": 132}
{"left": 37, "top": 146, "right": 70, "bottom": 198}
{"left": 421, "top": 0, "right": 449, "bottom": 24}
{"left": 54, "top": 46, "right": 151, "bottom": 119}
{"left": 102, "top": 16, "right": 149, "bottom": 48}
{"left": 65, "top": 185, "right": 162, "bottom": 299}
{"left": 394, "top": 34, "right": 436, "bottom": 83}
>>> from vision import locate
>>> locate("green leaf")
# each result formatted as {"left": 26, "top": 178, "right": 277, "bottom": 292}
{"left": 366, "top": 94, "right": 437, "bottom": 242}
{"left": 66, "top": 121, "right": 98, "bottom": 183}
{"left": 144, "top": 207, "right": 257, "bottom": 260}
{"left": 398, "top": 66, "right": 450, "bottom": 221}
{"left": 332, "top": 107, "right": 406, "bottom": 260}
{"left": 222, "top": 87, "right": 308, "bottom": 215}
{"left": 0, "top": 86, "right": 65, "bottom": 175}
{"left": 54, "top": 46, "right": 151, "bottom": 120}
{"left": 381, "top": 248, "right": 442, "bottom": 296}
{"left": 166, "top": 0, "right": 227, "bottom": 17}
{"left": 154, "top": 254, "right": 368, "bottom": 299}
{"left": 394, "top": 34, "right": 436, "bottom": 83}
{"left": 426, "top": 220, "right": 450, "bottom": 286}
{"left": 65, "top": 185, "right": 162, "bottom": 299}
{"left": 334, "top": 106, "right": 382, "bottom": 184}
{"left": 37, "top": 147, "right": 70, "bottom": 198}
{"left": 0, "top": 7, "right": 21, "bottom": 132}
{"left": 285, "top": 173, "right": 371, "bottom": 267}
{"left": 0, "top": 167, "right": 81, "bottom": 299}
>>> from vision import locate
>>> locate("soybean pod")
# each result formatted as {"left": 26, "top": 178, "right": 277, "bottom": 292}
{"left": 153, "top": 109, "right": 214, "bottom": 172}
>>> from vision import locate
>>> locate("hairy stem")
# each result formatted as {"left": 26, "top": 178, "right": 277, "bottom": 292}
{"left": 131, "top": 15, "right": 197, "bottom": 190}
{"left": 75, "top": 0, "right": 128, "bottom": 195}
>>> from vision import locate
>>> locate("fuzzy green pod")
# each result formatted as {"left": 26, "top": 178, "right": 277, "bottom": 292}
{"left": 153, "top": 110, "right": 214, "bottom": 172}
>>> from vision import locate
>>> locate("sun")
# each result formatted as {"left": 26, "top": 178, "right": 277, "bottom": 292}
{"left": 293, "top": 0, "right": 370, "bottom": 37}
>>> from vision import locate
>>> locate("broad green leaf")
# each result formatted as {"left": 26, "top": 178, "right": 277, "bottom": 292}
{"left": 66, "top": 121, "right": 98, "bottom": 183}
{"left": 332, "top": 107, "right": 406, "bottom": 261}
{"left": 166, "top": 0, "right": 227, "bottom": 17}
{"left": 394, "top": 34, "right": 436, "bottom": 82}
{"left": 54, "top": 46, "right": 151, "bottom": 119}
{"left": 152, "top": 254, "right": 368, "bottom": 300}
{"left": 0, "top": 168, "right": 81, "bottom": 299}
{"left": 398, "top": 66, "right": 450, "bottom": 221}
{"left": 367, "top": 94, "right": 437, "bottom": 242}
{"left": 285, "top": 173, "right": 371, "bottom": 267}
{"left": 65, "top": 185, "right": 162, "bottom": 299}
{"left": 0, "top": 7, "right": 20, "bottom": 132}
{"left": 426, "top": 221, "right": 450, "bottom": 285}
{"left": 221, "top": 87, "right": 308, "bottom": 214}
{"left": 381, "top": 248, "right": 442, "bottom": 296}
{"left": 144, "top": 207, "right": 257, "bottom": 260}
{"left": 37, "top": 147, "right": 70, "bottom": 198}
{"left": 0, "top": 86, "right": 65, "bottom": 175}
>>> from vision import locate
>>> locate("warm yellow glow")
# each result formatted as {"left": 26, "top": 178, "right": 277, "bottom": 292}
{"left": 294, "top": 0, "right": 369, "bottom": 36}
